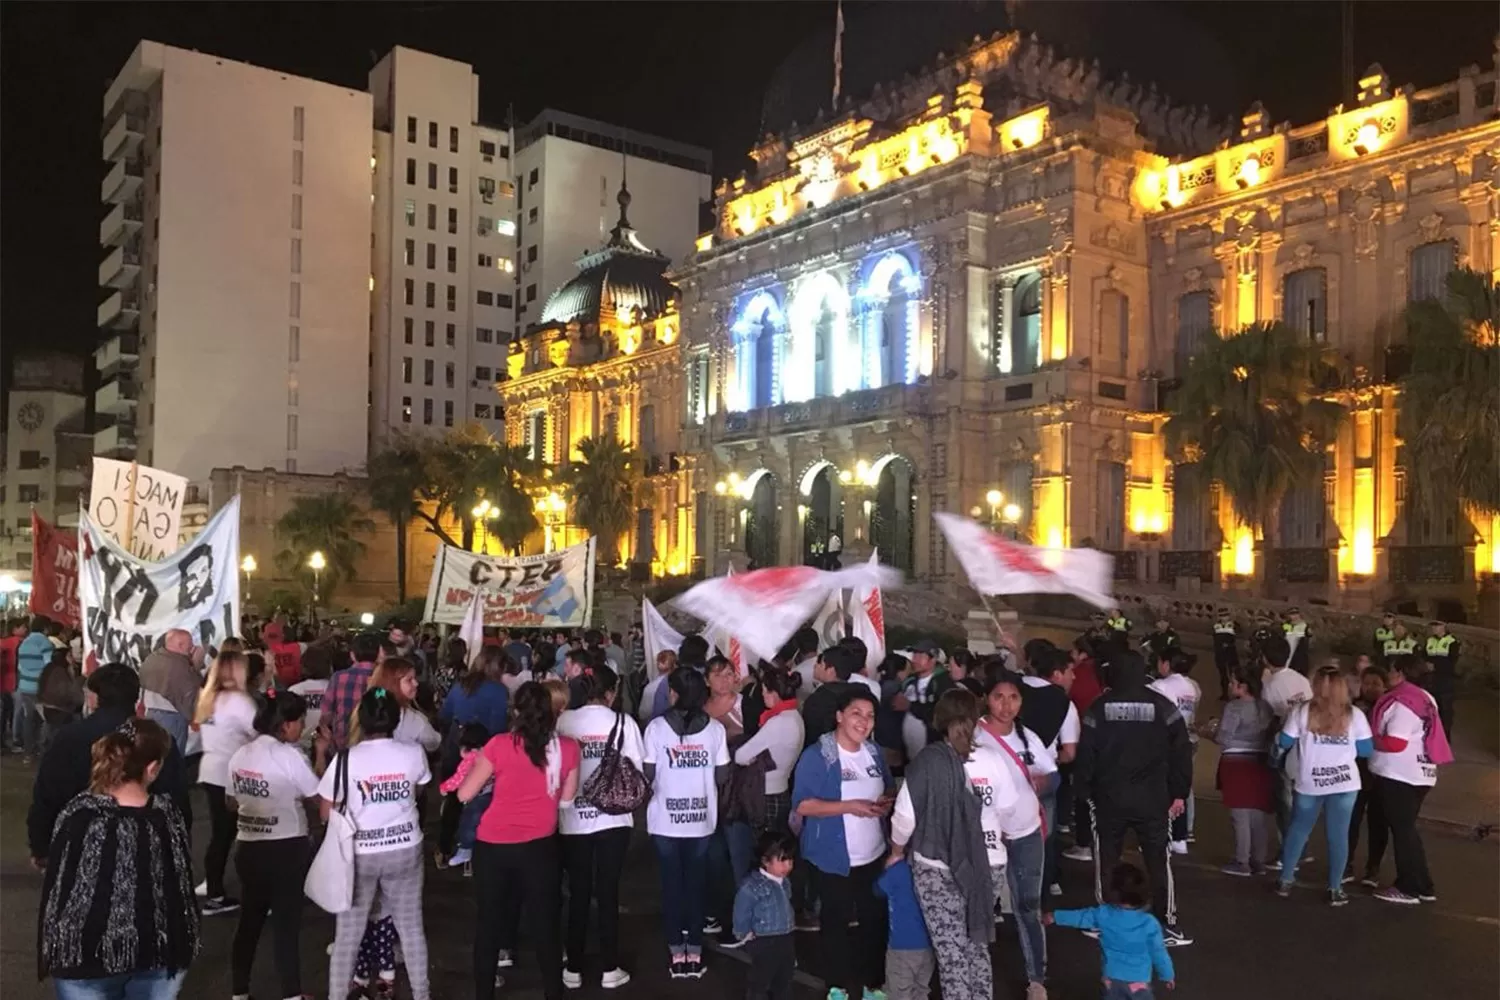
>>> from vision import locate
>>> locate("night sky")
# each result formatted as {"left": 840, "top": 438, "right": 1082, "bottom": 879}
{"left": 1, "top": 1, "right": 1490, "bottom": 413}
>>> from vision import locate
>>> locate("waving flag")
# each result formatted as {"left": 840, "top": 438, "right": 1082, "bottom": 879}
{"left": 641, "top": 598, "right": 685, "bottom": 672}
{"left": 674, "top": 561, "right": 902, "bottom": 666}
{"left": 933, "top": 512, "right": 1114, "bottom": 610}
{"left": 458, "top": 591, "right": 486, "bottom": 665}
{"left": 850, "top": 551, "right": 886, "bottom": 671}
{"left": 529, "top": 573, "right": 581, "bottom": 621}
{"left": 812, "top": 588, "right": 847, "bottom": 648}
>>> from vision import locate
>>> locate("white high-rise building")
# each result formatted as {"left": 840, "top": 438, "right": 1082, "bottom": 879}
{"left": 96, "top": 41, "right": 375, "bottom": 482}
{"left": 368, "top": 47, "right": 516, "bottom": 444}
{"left": 512, "top": 111, "right": 711, "bottom": 328}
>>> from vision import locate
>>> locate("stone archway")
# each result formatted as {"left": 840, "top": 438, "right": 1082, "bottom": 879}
{"left": 800, "top": 462, "right": 844, "bottom": 567}
{"left": 743, "top": 470, "right": 779, "bottom": 569}
{"left": 871, "top": 454, "right": 915, "bottom": 573}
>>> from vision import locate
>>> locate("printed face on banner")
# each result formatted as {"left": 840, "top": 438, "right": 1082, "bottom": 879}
{"left": 422, "top": 539, "right": 595, "bottom": 628}
{"left": 88, "top": 458, "right": 189, "bottom": 562}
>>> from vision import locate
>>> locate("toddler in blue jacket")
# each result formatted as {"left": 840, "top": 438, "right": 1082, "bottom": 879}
{"left": 733, "top": 831, "right": 798, "bottom": 1000}
{"left": 1046, "top": 862, "right": 1175, "bottom": 998}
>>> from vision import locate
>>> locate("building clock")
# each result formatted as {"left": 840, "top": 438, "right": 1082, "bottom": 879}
{"left": 17, "top": 401, "right": 44, "bottom": 431}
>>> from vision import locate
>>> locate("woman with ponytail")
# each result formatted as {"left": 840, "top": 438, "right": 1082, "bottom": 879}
{"left": 39, "top": 717, "right": 200, "bottom": 998}
{"left": 195, "top": 649, "right": 257, "bottom": 916}
{"left": 226, "top": 690, "right": 320, "bottom": 1000}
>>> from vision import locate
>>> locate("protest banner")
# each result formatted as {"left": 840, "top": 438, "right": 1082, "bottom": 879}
{"left": 421, "top": 537, "right": 596, "bottom": 628}
{"left": 88, "top": 458, "right": 189, "bottom": 562}
{"left": 28, "top": 512, "right": 80, "bottom": 627}
{"left": 79, "top": 495, "right": 241, "bottom": 671}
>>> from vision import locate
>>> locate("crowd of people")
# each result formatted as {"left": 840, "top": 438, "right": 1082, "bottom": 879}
{"left": 4, "top": 601, "right": 1461, "bottom": 1000}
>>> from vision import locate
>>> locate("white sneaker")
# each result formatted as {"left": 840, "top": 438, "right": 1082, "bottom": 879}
{"left": 1062, "top": 846, "right": 1093, "bottom": 862}
{"left": 601, "top": 968, "right": 632, "bottom": 989}
{"left": 448, "top": 847, "right": 473, "bottom": 867}
{"left": 562, "top": 969, "right": 583, "bottom": 990}
{"left": 194, "top": 879, "right": 209, "bottom": 898}
{"left": 496, "top": 949, "right": 514, "bottom": 968}
{"left": 1048, "top": 883, "right": 1063, "bottom": 897}
{"left": 1169, "top": 840, "right": 1189, "bottom": 855}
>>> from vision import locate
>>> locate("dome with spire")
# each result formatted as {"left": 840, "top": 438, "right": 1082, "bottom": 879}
{"left": 538, "top": 180, "right": 677, "bottom": 327}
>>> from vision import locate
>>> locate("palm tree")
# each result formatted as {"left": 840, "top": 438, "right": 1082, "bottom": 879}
{"left": 1398, "top": 268, "right": 1499, "bottom": 522}
{"left": 489, "top": 443, "right": 544, "bottom": 554}
{"left": 1164, "top": 321, "right": 1346, "bottom": 594}
{"left": 564, "top": 435, "right": 640, "bottom": 565}
{"left": 365, "top": 434, "right": 427, "bottom": 602}
{"left": 274, "top": 493, "right": 375, "bottom": 603}
{"left": 418, "top": 425, "right": 504, "bottom": 551}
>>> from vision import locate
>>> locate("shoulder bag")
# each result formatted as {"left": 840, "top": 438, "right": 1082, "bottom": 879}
{"left": 578, "top": 711, "right": 650, "bottom": 815}
{"left": 305, "top": 749, "right": 357, "bottom": 913}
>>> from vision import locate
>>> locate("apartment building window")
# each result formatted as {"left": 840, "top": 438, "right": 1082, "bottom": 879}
{"left": 403, "top": 316, "right": 413, "bottom": 344}
{"left": 18, "top": 485, "right": 40, "bottom": 503}
{"left": 528, "top": 207, "right": 538, "bottom": 224}
{"left": 423, "top": 358, "right": 434, "bottom": 385}
{"left": 525, "top": 284, "right": 537, "bottom": 303}
{"left": 499, "top": 259, "right": 514, "bottom": 275}
{"left": 446, "top": 246, "right": 457, "bottom": 273}
{"left": 528, "top": 167, "right": 539, "bottom": 188}
{"left": 446, "top": 285, "right": 457, "bottom": 311}
{"left": 428, "top": 121, "right": 438, "bottom": 148}
{"left": 449, "top": 126, "right": 460, "bottom": 153}
{"left": 402, "top": 396, "right": 412, "bottom": 422}
{"left": 427, "top": 162, "right": 437, "bottom": 189}
{"left": 426, "top": 204, "right": 436, "bottom": 230}
{"left": 444, "top": 399, "right": 454, "bottom": 427}
{"left": 291, "top": 193, "right": 302, "bottom": 229}
{"left": 477, "top": 290, "right": 494, "bottom": 306}
{"left": 406, "top": 158, "right": 416, "bottom": 185}
{"left": 445, "top": 322, "right": 455, "bottom": 346}
{"left": 404, "top": 278, "right": 414, "bottom": 305}
{"left": 478, "top": 253, "right": 494, "bottom": 268}
{"left": 476, "top": 327, "right": 493, "bottom": 343}
{"left": 426, "top": 243, "right": 436, "bottom": 269}
{"left": 479, "top": 177, "right": 496, "bottom": 203}
{"left": 425, "top": 320, "right": 435, "bottom": 347}
{"left": 291, "top": 149, "right": 303, "bottom": 186}
{"left": 404, "top": 200, "right": 416, "bottom": 226}
{"left": 286, "top": 414, "right": 298, "bottom": 451}
{"left": 448, "top": 166, "right": 458, "bottom": 194}
{"left": 474, "top": 403, "right": 492, "bottom": 419}
{"left": 289, "top": 282, "right": 301, "bottom": 318}
{"left": 475, "top": 366, "right": 493, "bottom": 381}
{"left": 496, "top": 218, "right": 516, "bottom": 237}
{"left": 292, "top": 106, "right": 304, "bottom": 141}
{"left": 402, "top": 357, "right": 413, "bottom": 383}
{"left": 480, "top": 139, "right": 495, "bottom": 160}
{"left": 526, "top": 244, "right": 538, "bottom": 263}
{"left": 425, "top": 282, "right": 436, "bottom": 308}
{"left": 289, "top": 325, "right": 300, "bottom": 362}
{"left": 477, "top": 216, "right": 492, "bottom": 237}
{"left": 444, "top": 361, "right": 455, "bottom": 388}
{"left": 406, "top": 116, "right": 417, "bottom": 143}
{"left": 403, "top": 238, "right": 415, "bottom": 266}
{"left": 290, "top": 238, "right": 301, "bottom": 274}
{"left": 498, "top": 180, "right": 515, "bottom": 198}
{"left": 447, "top": 207, "right": 458, "bottom": 234}
{"left": 423, "top": 398, "right": 433, "bottom": 424}
{"left": 496, "top": 292, "right": 513, "bottom": 309}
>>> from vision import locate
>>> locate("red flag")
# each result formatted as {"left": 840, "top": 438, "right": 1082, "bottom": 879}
{"left": 674, "top": 561, "right": 900, "bottom": 666}
{"left": 29, "top": 512, "right": 80, "bottom": 628}
{"left": 933, "top": 512, "right": 1114, "bottom": 610}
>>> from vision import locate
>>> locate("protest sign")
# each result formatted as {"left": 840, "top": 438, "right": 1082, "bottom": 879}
{"left": 88, "top": 458, "right": 188, "bottom": 562}
{"left": 79, "top": 495, "right": 241, "bottom": 671}
{"left": 421, "top": 537, "right": 596, "bottom": 628}
{"left": 28, "top": 512, "right": 80, "bottom": 627}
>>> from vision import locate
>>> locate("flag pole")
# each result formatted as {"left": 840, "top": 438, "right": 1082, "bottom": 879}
{"left": 832, "top": 0, "right": 844, "bottom": 107}
{"left": 976, "top": 591, "right": 1015, "bottom": 652}
{"left": 124, "top": 460, "right": 139, "bottom": 556}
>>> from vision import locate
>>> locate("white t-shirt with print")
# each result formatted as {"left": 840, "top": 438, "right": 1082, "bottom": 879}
{"left": 198, "top": 691, "right": 259, "bottom": 788}
{"left": 558, "top": 705, "right": 645, "bottom": 834}
{"left": 975, "top": 728, "right": 1043, "bottom": 839}
{"left": 838, "top": 744, "right": 888, "bottom": 866}
{"left": 643, "top": 716, "right": 730, "bottom": 838}
{"left": 991, "top": 724, "right": 1058, "bottom": 776}
{"left": 964, "top": 742, "right": 1021, "bottom": 866}
{"left": 318, "top": 737, "right": 431, "bottom": 855}
{"left": 228, "top": 734, "right": 320, "bottom": 841}
{"left": 1262, "top": 668, "right": 1313, "bottom": 721}
{"left": 1281, "top": 703, "right": 1371, "bottom": 796}
{"left": 1151, "top": 674, "right": 1201, "bottom": 741}
{"left": 288, "top": 679, "right": 328, "bottom": 750}
{"left": 1369, "top": 695, "right": 1439, "bottom": 788}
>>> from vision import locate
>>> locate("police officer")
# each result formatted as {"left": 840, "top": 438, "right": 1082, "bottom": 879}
{"left": 1424, "top": 621, "right": 1460, "bottom": 737}
{"left": 1282, "top": 607, "right": 1311, "bottom": 675}
{"left": 1373, "top": 612, "right": 1396, "bottom": 656}
{"left": 1382, "top": 621, "right": 1417, "bottom": 665}
{"left": 1248, "top": 614, "right": 1275, "bottom": 666}
{"left": 1211, "top": 609, "right": 1239, "bottom": 700}
{"left": 1141, "top": 617, "right": 1181, "bottom": 661}
{"left": 1107, "top": 608, "right": 1132, "bottom": 640}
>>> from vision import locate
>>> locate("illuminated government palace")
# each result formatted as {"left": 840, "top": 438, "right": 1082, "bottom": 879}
{"left": 499, "top": 31, "right": 1500, "bottom": 610}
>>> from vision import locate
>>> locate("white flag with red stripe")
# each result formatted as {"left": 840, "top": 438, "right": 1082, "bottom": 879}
{"left": 850, "top": 551, "right": 886, "bottom": 671}
{"left": 812, "top": 588, "right": 847, "bottom": 648}
{"left": 933, "top": 512, "right": 1114, "bottom": 610}
{"left": 674, "top": 561, "right": 902, "bottom": 667}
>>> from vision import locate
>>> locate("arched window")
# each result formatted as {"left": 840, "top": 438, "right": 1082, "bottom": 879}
{"left": 1283, "top": 268, "right": 1327, "bottom": 342}
{"left": 1409, "top": 240, "right": 1456, "bottom": 303}
{"left": 732, "top": 292, "right": 785, "bottom": 412}
{"left": 1013, "top": 274, "right": 1042, "bottom": 375}
{"left": 880, "top": 270, "right": 911, "bottom": 387}
{"left": 753, "top": 312, "right": 776, "bottom": 408}
{"left": 1175, "top": 291, "right": 1213, "bottom": 376}
{"left": 1099, "top": 290, "right": 1128, "bottom": 374}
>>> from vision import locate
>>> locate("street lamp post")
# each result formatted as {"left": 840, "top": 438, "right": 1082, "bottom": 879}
{"left": 240, "top": 554, "right": 256, "bottom": 592}
{"left": 985, "top": 489, "right": 1004, "bottom": 530}
{"left": 471, "top": 500, "right": 496, "bottom": 554}
{"left": 307, "top": 550, "right": 326, "bottom": 619}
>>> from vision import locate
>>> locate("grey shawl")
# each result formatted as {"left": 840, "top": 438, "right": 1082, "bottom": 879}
{"left": 905, "top": 740, "right": 995, "bottom": 944}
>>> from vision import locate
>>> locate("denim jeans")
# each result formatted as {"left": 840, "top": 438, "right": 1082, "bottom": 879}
{"left": 13, "top": 692, "right": 37, "bottom": 756}
{"left": 456, "top": 790, "right": 492, "bottom": 851}
{"left": 652, "top": 834, "right": 712, "bottom": 957}
{"left": 53, "top": 969, "right": 186, "bottom": 1000}
{"left": 1039, "top": 773, "right": 1060, "bottom": 891}
{"left": 1004, "top": 829, "right": 1047, "bottom": 984}
{"left": 1279, "top": 790, "right": 1357, "bottom": 891}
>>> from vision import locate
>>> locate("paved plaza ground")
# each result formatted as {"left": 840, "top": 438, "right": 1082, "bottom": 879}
{"left": 2, "top": 743, "right": 1495, "bottom": 1000}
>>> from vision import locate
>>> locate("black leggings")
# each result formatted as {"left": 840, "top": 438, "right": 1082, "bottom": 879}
{"left": 474, "top": 837, "right": 563, "bottom": 1000}
{"left": 561, "top": 827, "right": 630, "bottom": 973}
{"left": 202, "top": 783, "right": 236, "bottom": 898}
{"left": 231, "top": 837, "right": 310, "bottom": 996}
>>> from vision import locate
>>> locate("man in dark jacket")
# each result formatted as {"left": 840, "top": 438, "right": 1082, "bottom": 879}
{"left": 28, "top": 662, "right": 190, "bottom": 868}
{"left": 1074, "top": 649, "right": 1193, "bottom": 947}
{"left": 800, "top": 644, "right": 863, "bottom": 749}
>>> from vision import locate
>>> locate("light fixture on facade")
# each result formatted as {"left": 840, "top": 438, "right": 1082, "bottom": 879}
{"left": 1236, "top": 155, "right": 1261, "bottom": 189}
{"left": 1353, "top": 121, "right": 1380, "bottom": 156}
{"left": 714, "top": 480, "right": 727, "bottom": 495}
{"left": 838, "top": 469, "right": 853, "bottom": 484}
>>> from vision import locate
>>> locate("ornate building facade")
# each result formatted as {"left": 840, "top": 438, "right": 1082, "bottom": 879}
{"left": 664, "top": 32, "right": 1499, "bottom": 611}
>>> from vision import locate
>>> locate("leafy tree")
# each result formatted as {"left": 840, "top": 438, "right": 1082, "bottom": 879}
{"left": 564, "top": 435, "right": 640, "bottom": 565}
{"left": 365, "top": 434, "right": 427, "bottom": 603}
{"left": 489, "top": 443, "right": 544, "bottom": 554}
{"left": 1164, "top": 321, "right": 1346, "bottom": 593}
{"left": 1398, "top": 268, "right": 1499, "bottom": 522}
{"left": 274, "top": 492, "right": 375, "bottom": 604}
{"left": 415, "top": 425, "right": 505, "bottom": 551}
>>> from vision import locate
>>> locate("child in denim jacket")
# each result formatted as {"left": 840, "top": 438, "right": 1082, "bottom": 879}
{"left": 733, "top": 831, "right": 797, "bottom": 1000}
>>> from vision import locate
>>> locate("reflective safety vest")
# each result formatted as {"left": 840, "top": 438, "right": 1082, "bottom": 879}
{"left": 1283, "top": 621, "right": 1308, "bottom": 639}
{"left": 1383, "top": 636, "right": 1417, "bottom": 657}
{"left": 1426, "top": 634, "right": 1456, "bottom": 657}
{"left": 1107, "top": 616, "right": 1130, "bottom": 633}
{"left": 1373, "top": 626, "right": 1395, "bottom": 644}
{"left": 1213, "top": 622, "right": 1237, "bottom": 635}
